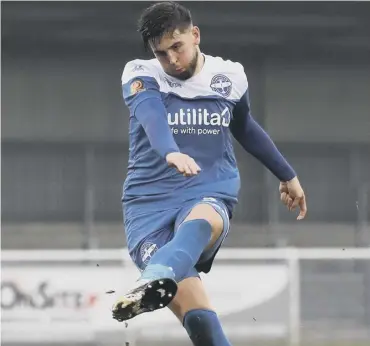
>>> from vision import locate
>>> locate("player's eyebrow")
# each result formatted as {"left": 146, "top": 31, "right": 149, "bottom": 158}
{"left": 154, "top": 41, "right": 182, "bottom": 54}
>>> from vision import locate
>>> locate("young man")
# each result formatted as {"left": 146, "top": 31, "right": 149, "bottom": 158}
{"left": 113, "top": 2, "right": 307, "bottom": 345}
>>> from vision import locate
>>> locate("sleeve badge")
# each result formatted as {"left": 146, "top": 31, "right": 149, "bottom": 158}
{"left": 130, "top": 79, "right": 145, "bottom": 95}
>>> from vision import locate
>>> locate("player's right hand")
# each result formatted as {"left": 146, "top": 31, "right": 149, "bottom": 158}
{"left": 166, "top": 152, "right": 201, "bottom": 177}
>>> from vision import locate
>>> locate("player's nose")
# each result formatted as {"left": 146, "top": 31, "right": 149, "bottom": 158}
{"left": 167, "top": 51, "right": 178, "bottom": 65}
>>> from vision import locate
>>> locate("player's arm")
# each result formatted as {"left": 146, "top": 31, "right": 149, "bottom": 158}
{"left": 122, "top": 66, "right": 179, "bottom": 159}
{"left": 230, "top": 72, "right": 307, "bottom": 219}
{"left": 230, "top": 88, "right": 296, "bottom": 182}
{"left": 121, "top": 62, "right": 200, "bottom": 176}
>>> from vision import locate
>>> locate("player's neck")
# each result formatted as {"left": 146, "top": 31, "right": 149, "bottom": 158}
{"left": 193, "top": 49, "right": 205, "bottom": 76}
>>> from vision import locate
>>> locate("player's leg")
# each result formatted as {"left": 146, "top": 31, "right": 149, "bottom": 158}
{"left": 167, "top": 199, "right": 232, "bottom": 345}
{"left": 141, "top": 198, "right": 227, "bottom": 283}
{"left": 169, "top": 276, "right": 232, "bottom": 346}
{"left": 112, "top": 198, "right": 229, "bottom": 322}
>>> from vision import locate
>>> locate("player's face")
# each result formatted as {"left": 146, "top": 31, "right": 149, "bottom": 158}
{"left": 151, "top": 26, "right": 200, "bottom": 80}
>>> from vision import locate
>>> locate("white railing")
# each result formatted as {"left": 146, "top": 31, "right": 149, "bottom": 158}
{"left": 3, "top": 247, "right": 370, "bottom": 262}
{"left": 2, "top": 247, "right": 370, "bottom": 346}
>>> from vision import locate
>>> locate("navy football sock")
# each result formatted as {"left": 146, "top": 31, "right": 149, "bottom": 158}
{"left": 141, "top": 219, "right": 212, "bottom": 282}
{"left": 183, "top": 309, "right": 231, "bottom": 346}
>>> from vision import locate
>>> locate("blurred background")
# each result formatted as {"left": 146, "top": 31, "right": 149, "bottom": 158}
{"left": 1, "top": 1, "right": 370, "bottom": 346}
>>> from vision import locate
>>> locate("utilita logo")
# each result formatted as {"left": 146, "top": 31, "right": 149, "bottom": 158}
{"left": 168, "top": 107, "right": 231, "bottom": 135}
{"left": 1, "top": 281, "right": 98, "bottom": 310}
{"left": 167, "top": 107, "right": 231, "bottom": 127}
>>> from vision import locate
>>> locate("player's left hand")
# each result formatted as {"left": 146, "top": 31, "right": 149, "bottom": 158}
{"left": 279, "top": 176, "right": 307, "bottom": 220}
{"left": 166, "top": 152, "right": 201, "bottom": 177}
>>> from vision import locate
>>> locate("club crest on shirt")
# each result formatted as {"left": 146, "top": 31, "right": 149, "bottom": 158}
{"left": 210, "top": 74, "right": 232, "bottom": 98}
{"left": 130, "top": 79, "right": 145, "bottom": 95}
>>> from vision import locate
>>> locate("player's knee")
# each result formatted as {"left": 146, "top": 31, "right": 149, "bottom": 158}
{"left": 184, "top": 204, "right": 224, "bottom": 247}
{"left": 183, "top": 309, "right": 231, "bottom": 346}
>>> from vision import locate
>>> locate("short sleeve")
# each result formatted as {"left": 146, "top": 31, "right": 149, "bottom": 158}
{"left": 121, "top": 60, "right": 162, "bottom": 114}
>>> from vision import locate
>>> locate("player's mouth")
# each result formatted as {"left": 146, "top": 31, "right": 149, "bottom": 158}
{"left": 175, "top": 67, "right": 185, "bottom": 72}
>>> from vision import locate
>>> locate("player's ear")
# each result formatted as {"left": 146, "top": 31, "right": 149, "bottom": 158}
{"left": 192, "top": 26, "right": 200, "bottom": 45}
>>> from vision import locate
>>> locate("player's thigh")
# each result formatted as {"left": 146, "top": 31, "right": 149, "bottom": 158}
{"left": 182, "top": 203, "right": 223, "bottom": 249}
{"left": 168, "top": 276, "right": 214, "bottom": 322}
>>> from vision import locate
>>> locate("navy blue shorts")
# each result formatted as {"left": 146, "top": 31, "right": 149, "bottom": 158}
{"left": 125, "top": 197, "right": 230, "bottom": 282}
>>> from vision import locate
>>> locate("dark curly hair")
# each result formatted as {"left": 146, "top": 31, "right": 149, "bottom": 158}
{"left": 138, "top": 1, "right": 192, "bottom": 51}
